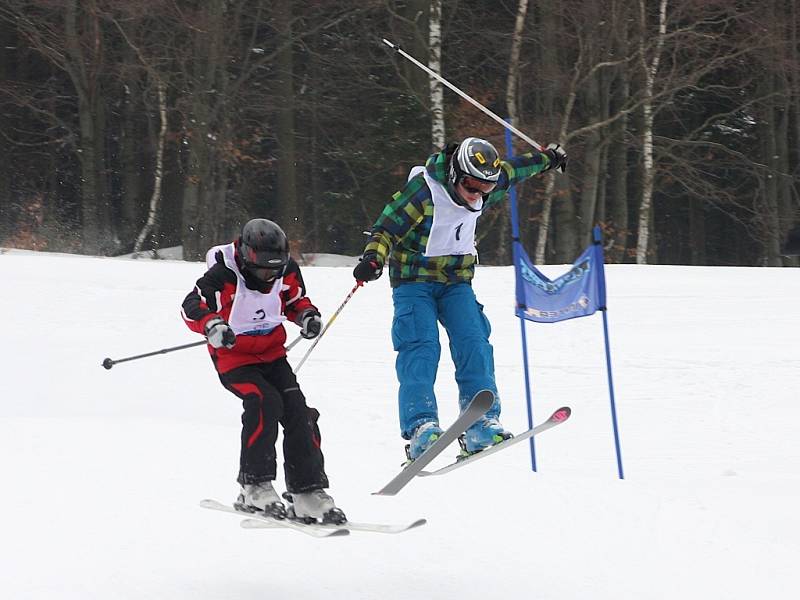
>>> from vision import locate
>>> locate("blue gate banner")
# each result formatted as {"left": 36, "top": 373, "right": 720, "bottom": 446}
{"left": 515, "top": 241, "right": 606, "bottom": 323}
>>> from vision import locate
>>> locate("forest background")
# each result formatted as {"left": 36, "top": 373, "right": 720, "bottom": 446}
{"left": 0, "top": 0, "right": 798, "bottom": 267}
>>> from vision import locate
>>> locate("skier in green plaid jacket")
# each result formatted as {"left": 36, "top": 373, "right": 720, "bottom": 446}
{"left": 353, "top": 137, "right": 568, "bottom": 461}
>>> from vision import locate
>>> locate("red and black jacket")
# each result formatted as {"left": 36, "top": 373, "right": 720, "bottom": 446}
{"left": 181, "top": 249, "right": 317, "bottom": 374}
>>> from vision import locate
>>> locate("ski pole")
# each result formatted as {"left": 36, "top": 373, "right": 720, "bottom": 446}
{"left": 294, "top": 281, "right": 363, "bottom": 373}
{"left": 286, "top": 334, "right": 303, "bottom": 352}
{"left": 382, "top": 38, "right": 544, "bottom": 151}
{"left": 101, "top": 340, "right": 206, "bottom": 369}
{"left": 102, "top": 333, "right": 304, "bottom": 370}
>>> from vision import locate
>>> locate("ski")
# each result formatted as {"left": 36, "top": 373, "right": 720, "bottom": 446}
{"left": 199, "top": 498, "right": 349, "bottom": 538}
{"left": 418, "top": 406, "right": 571, "bottom": 477}
{"left": 240, "top": 516, "right": 427, "bottom": 535}
{"left": 372, "top": 389, "right": 495, "bottom": 496}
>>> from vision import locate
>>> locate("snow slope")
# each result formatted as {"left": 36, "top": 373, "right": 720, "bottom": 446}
{"left": 1, "top": 249, "right": 798, "bottom": 599}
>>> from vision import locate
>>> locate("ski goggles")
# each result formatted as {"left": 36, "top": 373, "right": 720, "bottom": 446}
{"left": 242, "top": 257, "right": 286, "bottom": 282}
{"left": 459, "top": 175, "right": 497, "bottom": 195}
{"left": 241, "top": 244, "right": 287, "bottom": 281}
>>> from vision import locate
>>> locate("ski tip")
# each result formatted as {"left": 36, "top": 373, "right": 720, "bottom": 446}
{"left": 472, "top": 389, "right": 496, "bottom": 410}
{"left": 551, "top": 406, "right": 571, "bottom": 422}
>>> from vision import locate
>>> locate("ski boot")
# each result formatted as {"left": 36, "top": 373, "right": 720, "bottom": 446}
{"left": 460, "top": 417, "right": 513, "bottom": 457}
{"left": 234, "top": 481, "right": 287, "bottom": 519}
{"left": 404, "top": 421, "right": 444, "bottom": 464}
{"left": 283, "top": 489, "right": 347, "bottom": 525}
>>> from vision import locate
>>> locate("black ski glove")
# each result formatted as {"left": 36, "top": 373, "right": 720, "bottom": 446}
{"left": 353, "top": 252, "right": 383, "bottom": 282}
{"left": 204, "top": 316, "right": 236, "bottom": 349}
{"left": 298, "top": 309, "right": 323, "bottom": 339}
{"left": 544, "top": 143, "right": 568, "bottom": 173}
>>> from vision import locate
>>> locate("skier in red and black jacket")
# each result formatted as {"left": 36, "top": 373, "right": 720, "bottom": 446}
{"left": 181, "top": 218, "right": 345, "bottom": 524}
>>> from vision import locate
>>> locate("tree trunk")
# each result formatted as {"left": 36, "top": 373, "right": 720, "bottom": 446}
{"left": 606, "top": 14, "right": 630, "bottom": 263}
{"left": 498, "top": 0, "right": 530, "bottom": 266}
{"left": 773, "top": 6, "right": 793, "bottom": 267}
{"left": 134, "top": 78, "right": 167, "bottom": 255}
{"left": 635, "top": 0, "right": 668, "bottom": 265}
{"left": 0, "top": 20, "right": 11, "bottom": 238}
{"left": 274, "top": 1, "right": 300, "bottom": 251}
{"left": 181, "top": 0, "right": 226, "bottom": 261}
{"left": 307, "top": 30, "right": 322, "bottom": 254}
{"left": 506, "top": 0, "right": 528, "bottom": 132}
{"left": 429, "top": 0, "right": 445, "bottom": 149}
{"left": 577, "top": 3, "right": 611, "bottom": 248}
{"left": 535, "top": 2, "right": 577, "bottom": 263}
{"left": 65, "top": 0, "right": 111, "bottom": 254}
{"left": 776, "top": 94, "right": 792, "bottom": 266}
{"left": 760, "top": 87, "right": 783, "bottom": 266}
{"left": 181, "top": 108, "right": 211, "bottom": 261}
{"left": 787, "top": 0, "right": 800, "bottom": 266}
{"left": 551, "top": 175, "right": 577, "bottom": 262}
{"left": 579, "top": 127, "right": 602, "bottom": 240}
{"left": 119, "top": 45, "right": 143, "bottom": 250}
{"left": 756, "top": 0, "right": 787, "bottom": 266}
{"left": 390, "top": 0, "right": 430, "bottom": 114}
{"left": 688, "top": 197, "right": 706, "bottom": 264}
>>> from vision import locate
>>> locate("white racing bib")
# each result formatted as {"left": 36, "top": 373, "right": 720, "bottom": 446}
{"left": 408, "top": 166, "right": 482, "bottom": 257}
{"left": 205, "top": 243, "right": 286, "bottom": 335}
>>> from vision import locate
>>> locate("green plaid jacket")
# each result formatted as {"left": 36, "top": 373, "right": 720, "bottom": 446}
{"left": 362, "top": 146, "right": 553, "bottom": 287}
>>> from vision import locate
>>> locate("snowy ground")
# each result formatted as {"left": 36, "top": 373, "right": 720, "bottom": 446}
{"left": 1, "top": 248, "right": 799, "bottom": 599}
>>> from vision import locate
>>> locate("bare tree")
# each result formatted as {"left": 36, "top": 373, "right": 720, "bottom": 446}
{"left": 501, "top": 0, "right": 530, "bottom": 265}
{"left": 0, "top": 0, "right": 797, "bottom": 267}
{"left": 133, "top": 78, "right": 166, "bottom": 255}
{"left": 1, "top": 0, "right": 114, "bottom": 254}
{"left": 273, "top": 1, "right": 300, "bottom": 250}
{"left": 429, "top": 0, "right": 445, "bottom": 148}
{"left": 386, "top": 0, "right": 431, "bottom": 122}
{"left": 104, "top": 8, "right": 171, "bottom": 256}
{"left": 534, "top": 2, "right": 579, "bottom": 263}
{"left": 635, "top": 0, "right": 667, "bottom": 264}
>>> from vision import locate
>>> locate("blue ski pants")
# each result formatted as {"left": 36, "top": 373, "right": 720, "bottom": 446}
{"left": 391, "top": 282, "right": 500, "bottom": 438}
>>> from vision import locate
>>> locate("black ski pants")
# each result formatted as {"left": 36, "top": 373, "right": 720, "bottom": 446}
{"left": 218, "top": 357, "right": 329, "bottom": 493}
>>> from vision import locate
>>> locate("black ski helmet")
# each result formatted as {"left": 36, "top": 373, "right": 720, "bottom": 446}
{"left": 449, "top": 137, "right": 502, "bottom": 188}
{"left": 237, "top": 218, "right": 289, "bottom": 277}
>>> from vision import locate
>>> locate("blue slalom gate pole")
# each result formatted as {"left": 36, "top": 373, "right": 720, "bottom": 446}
{"left": 593, "top": 227, "right": 625, "bottom": 479}
{"left": 505, "top": 120, "right": 537, "bottom": 471}
{"left": 602, "top": 311, "right": 624, "bottom": 479}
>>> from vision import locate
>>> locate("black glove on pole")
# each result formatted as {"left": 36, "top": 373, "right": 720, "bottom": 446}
{"left": 353, "top": 253, "right": 383, "bottom": 282}
{"left": 544, "top": 143, "right": 568, "bottom": 173}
